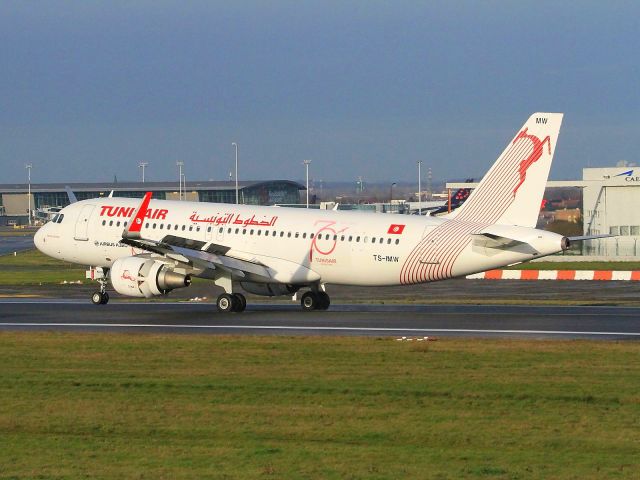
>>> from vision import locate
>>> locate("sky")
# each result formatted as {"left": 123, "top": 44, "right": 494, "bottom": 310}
{"left": 1, "top": 1, "right": 639, "bottom": 185}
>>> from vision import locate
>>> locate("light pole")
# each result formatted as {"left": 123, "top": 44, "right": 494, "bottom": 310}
{"left": 176, "top": 161, "right": 184, "bottom": 200}
{"left": 25, "top": 164, "right": 32, "bottom": 226}
{"left": 417, "top": 160, "right": 422, "bottom": 215}
{"left": 232, "top": 142, "right": 238, "bottom": 204}
{"left": 303, "top": 160, "right": 312, "bottom": 208}
{"left": 390, "top": 182, "right": 397, "bottom": 209}
{"left": 138, "top": 162, "right": 149, "bottom": 183}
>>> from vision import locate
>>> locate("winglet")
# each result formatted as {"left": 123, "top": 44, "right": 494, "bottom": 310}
{"left": 123, "top": 192, "right": 152, "bottom": 239}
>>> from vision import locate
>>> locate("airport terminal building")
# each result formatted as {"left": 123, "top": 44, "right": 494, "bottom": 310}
{"left": 0, "top": 180, "right": 305, "bottom": 225}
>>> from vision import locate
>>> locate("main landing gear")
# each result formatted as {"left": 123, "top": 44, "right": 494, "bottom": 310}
{"left": 216, "top": 292, "right": 247, "bottom": 313}
{"left": 300, "top": 291, "right": 330, "bottom": 311}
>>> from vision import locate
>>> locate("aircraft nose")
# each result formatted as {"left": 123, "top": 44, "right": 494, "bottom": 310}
{"left": 33, "top": 225, "right": 47, "bottom": 253}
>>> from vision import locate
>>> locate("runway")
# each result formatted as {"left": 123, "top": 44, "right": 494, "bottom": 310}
{"left": 1, "top": 299, "right": 639, "bottom": 339}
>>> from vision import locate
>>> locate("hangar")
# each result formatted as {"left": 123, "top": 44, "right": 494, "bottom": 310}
{"left": 0, "top": 180, "right": 305, "bottom": 226}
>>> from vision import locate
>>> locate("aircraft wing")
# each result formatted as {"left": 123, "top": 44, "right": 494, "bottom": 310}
{"left": 120, "top": 192, "right": 273, "bottom": 281}
{"left": 120, "top": 235, "right": 273, "bottom": 281}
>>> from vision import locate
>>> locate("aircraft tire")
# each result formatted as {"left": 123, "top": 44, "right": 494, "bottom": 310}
{"left": 233, "top": 293, "right": 247, "bottom": 312}
{"left": 91, "top": 292, "right": 107, "bottom": 305}
{"left": 301, "top": 291, "right": 318, "bottom": 311}
{"left": 217, "top": 293, "right": 236, "bottom": 313}
{"left": 317, "top": 292, "right": 330, "bottom": 310}
{"left": 101, "top": 292, "right": 110, "bottom": 305}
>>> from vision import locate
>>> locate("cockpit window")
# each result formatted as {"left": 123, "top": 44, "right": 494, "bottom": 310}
{"left": 57, "top": 214, "right": 64, "bottom": 223}
{"left": 51, "top": 214, "right": 59, "bottom": 223}
{"left": 52, "top": 214, "right": 64, "bottom": 224}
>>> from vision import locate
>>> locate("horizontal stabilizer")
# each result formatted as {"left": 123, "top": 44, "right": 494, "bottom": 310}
{"left": 567, "top": 234, "right": 614, "bottom": 242}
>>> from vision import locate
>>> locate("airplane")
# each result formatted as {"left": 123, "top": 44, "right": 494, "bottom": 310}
{"left": 34, "top": 112, "right": 600, "bottom": 312}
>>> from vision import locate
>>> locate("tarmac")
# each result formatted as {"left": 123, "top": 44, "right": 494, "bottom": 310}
{"left": 0, "top": 235, "right": 35, "bottom": 256}
{"left": 1, "top": 299, "right": 639, "bottom": 340}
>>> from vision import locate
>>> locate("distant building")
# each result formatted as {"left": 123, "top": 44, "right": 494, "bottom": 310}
{"left": 582, "top": 167, "right": 640, "bottom": 256}
{"left": 0, "top": 180, "right": 305, "bottom": 226}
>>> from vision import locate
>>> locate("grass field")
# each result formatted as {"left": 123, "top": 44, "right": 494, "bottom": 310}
{"left": 0, "top": 249, "right": 87, "bottom": 285}
{"left": 510, "top": 261, "right": 640, "bottom": 271}
{"left": 0, "top": 333, "right": 638, "bottom": 479}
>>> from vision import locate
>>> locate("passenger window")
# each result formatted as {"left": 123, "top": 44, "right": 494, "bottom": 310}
{"left": 235, "top": 228, "right": 240, "bottom": 234}
{"left": 341, "top": 235, "right": 345, "bottom": 241}
{"left": 228, "top": 228, "right": 232, "bottom": 233}
{"left": 153, "top": 223, "right": 157, "bottom": 229}
{"left": 182, "top": 225, "right": 186, "bottom": 231}
{"left": 348, "top": 236, "right": 353, "bottom": 242}
{"left": 117, "top": 221, "right": 121, "bottom": 227}
{"left": 242, "top": 229, "right": 247, "bottom": 235}
{"left": 387, "top": 238, "right": 391, "bottom": 244}
{"left": 102, "top": 220, "right": 106, "bottom": 226}
{"left": 219, "top": 227, "right": 223, "bottom": 233}
{"left": 395, "top": 239, "right": 399, "bottom": 245}
{"left": 356, "top": 236, "right": 360, "bottom": 242}
{"left": 189, "top": 226, "right": 193, "bottom": 232}
{"left": 371, "top": 237, "right": 376, "bottom": 243}
{"left": 310, "top": 233, "right": 314, "bottom": 239}
{"left": 287, "top": 232, "right": 292, "bottom": 238}
{"left": 124, "top": 221, "right": 128, "bottom": 227}
{"left": 207, "top": 226, "right": 211, "bottom": 232}
{"left": 250, "top": 229, "right": 254, "bottom": 235}
{"left": 302, "top": 233, "right": 307, "bottom": 239}
{"left": 272, "top": 231, "right": 277, "bottom": 237}
{"left": 175, "top": 225, "right": 178, "bottom": 230}
{"left": 109, "top": 220, "right": 113, "bottom": 226}
{"left": 333, "top": 235, "right": 337, "bottom": 241}
{"left": 196, "top": 226, "right": 200, "bottom": 232}
{"left": 145, "top": 222, "right": 149, "bottom": 228}
{"left": 295, "top": 232, "right": 299, "bottom": 238}
{"left": 280, "top": 231, "right": 284, "bottom": 237}
{"left": 379, "top": 238, "right": 383, "bottom": 244}
{"left": 167, "top": 224, "right": 171, "bottom": 229}
{"left": 257, "top": 230, "right": 261, "bottom": 236}
{"left": 159, "top": 223, "right": 163, "bottom": 229}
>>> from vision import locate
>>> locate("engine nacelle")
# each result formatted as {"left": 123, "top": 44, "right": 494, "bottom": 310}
{"left": 110, "top": 257, "right": 191, "bottom": 298}
{"left": 240, "top": 282, "right": 298, "bottom": 297}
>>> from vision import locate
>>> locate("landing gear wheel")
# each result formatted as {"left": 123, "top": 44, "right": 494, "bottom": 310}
{"left": 217, "top": 293, "right": 236, "bottom": 313}
{"left": 233, "top": 293, "right": 247, "bottom": 312}
{"left": 301, "top": 291, "right": 319, "bottom": 311}
{"left": 91, "top": 292, "right": 109, "bottom": 305}
{"left": 317, "top": 292, "right": 330, "bottom": 310}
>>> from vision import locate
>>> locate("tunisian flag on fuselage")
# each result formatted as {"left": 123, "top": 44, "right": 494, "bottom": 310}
{"left": 387, "top": 224, "right": 405, "bottom": 234}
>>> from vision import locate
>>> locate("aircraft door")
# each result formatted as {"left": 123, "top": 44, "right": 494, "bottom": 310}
{"left": 74, "top": 204, "right": 95, "bottom": 241}
{"left": 216, "top": 225, "right": 225, "bottom": 242}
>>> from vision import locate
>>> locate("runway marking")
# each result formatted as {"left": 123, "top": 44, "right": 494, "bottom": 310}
{"left": 0, "top": 322, "right": 639, "bottom": 337}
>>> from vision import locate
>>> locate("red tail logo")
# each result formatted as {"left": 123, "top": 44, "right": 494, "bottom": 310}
{"left": 512, "top": 128, "right": 551, "bottom": 196}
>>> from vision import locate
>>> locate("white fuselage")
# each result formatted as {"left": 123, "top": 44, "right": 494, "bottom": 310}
{"left": 34, "top": 197, "right": 564, "bottom": 287}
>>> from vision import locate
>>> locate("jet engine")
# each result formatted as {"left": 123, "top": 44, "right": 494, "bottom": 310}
{"left": 240, "top": 282, "right": 299, "bottom": 297}
{"left": 111, "top": 256, "right": 191, "bottom": 298}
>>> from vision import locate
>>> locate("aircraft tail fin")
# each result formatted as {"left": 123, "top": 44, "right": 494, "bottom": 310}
{"left": 446, "top": 113, "right": 563, "bottom": 227}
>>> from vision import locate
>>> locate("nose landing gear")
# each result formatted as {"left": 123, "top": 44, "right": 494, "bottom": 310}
{"left": 91, "top": 291, "right": 110, "bottom": 305}
{"left": 88, "top": 267, "right": 110, "bottom": 305}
